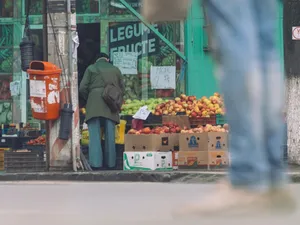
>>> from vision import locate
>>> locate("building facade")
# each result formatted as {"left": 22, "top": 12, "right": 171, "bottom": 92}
{"left": 0, "top": 0, "right": 283, "bottom": 124}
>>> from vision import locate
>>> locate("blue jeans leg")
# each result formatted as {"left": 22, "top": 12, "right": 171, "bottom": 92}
{"left": 87, "top": 117, "right": 103, "bottom": 168}
{"left": 253, "top": 0, "right": 287, "bottom": 187}
{"left": 204, "top": 0, "right": 277, "bottom": 191}
{"left": 104, "top": 119, "right": 116, "bottom": 168}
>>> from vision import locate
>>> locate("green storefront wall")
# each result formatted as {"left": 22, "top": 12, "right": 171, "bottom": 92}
{"left": 185, "top": 0, "right": 284, "bottom": 98}
{"left": 0, "top": 0, "right": 285, "bottom": 123}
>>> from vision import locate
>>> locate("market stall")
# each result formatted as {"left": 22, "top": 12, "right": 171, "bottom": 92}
{"left": 79, "top": 92, "right": 230, "bottom": 171}
{"left": 0, "top": 123, "right": 46, "bottom": 172}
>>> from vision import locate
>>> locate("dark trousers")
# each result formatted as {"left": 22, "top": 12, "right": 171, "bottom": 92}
{"left": 87, "top": 117, "right": 116, "bottom": 168}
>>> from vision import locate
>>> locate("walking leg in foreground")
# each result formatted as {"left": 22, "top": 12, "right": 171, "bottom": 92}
{"left": 174, "top": 0, "right": 296, "bottom": 217}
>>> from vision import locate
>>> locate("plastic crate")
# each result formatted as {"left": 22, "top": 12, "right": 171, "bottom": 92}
{"left": 189, "top": 115, "right": 216, "bottom": 127}
{"left": 84, "top": 143, "right": 124, "bottom": 170}
{"left": 4, "top": 149, "right": 46, "bottom": 173}
{"left": 216, "top": 114, "right": 227, "bottom": 125}
{"left": 115, "top": 144, "right": 124, "bottom": 170}
{"left": 102, "top": 120, "right": 127, "bottom": 145}
{"left": 80, "top": 114, "right": 85, "bottom": 125}
{"left": 23, "top": 144, "right": 46, "bottom": 151}
{"left": 0, "top": 137, "right": 36, "bottom": 149}
{"left": 145, "top": 114, "right": 162, "bottom": 125}
{"left": 0, "top": 148, "right": 10, "bottom": 171}
{"left": 115, "top": 120, "right": 127, "bottom": 144}
{"left": 19, "top": 130, "right": 42, "bottom": 137}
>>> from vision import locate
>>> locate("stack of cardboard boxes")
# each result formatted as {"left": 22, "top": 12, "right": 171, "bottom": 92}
{"left": 123, "top": 115, "right": 229, "bottom": 171}
{"left": 178, "top": 132, "right": 229, "bottom": 169}
{"left": 123, "top": 133, "right": 179, "bottom": 171}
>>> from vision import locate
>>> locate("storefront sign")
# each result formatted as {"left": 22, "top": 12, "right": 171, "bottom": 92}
{"left": 109, "top": 22, "right": 159, "bottom": 59}
{"left": 113, "top": 52, "right": 138, "bottom": 75}
{"left": 150, "top": 66, "right": 176, "bottom": 89}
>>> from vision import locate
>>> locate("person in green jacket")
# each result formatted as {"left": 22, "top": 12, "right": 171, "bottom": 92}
{"left": 79, "top": 52, "right": 125, "bottom": 170}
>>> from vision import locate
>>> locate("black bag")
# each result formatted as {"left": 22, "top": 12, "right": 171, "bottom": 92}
{"left": 102, "top": 84, "right": 123, "bottom": 113}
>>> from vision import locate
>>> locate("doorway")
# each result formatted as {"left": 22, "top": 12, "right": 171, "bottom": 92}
{"left": 77, "top": 23, "right": 100, "bottom": 86}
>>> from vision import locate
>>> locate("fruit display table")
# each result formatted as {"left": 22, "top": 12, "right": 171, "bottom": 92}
{"left": 0, "top": 136, "right": 39, "bottom": 150}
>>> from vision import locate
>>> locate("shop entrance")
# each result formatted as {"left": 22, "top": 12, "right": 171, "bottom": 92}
{"left": 77, "top": 23, "right": 101, "bottom": 86}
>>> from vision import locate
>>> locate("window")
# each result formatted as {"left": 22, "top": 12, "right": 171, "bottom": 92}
{"left": 0, "top": 24, "right": 14, "bottom": 74}
{"left": 109, "top": 0, "right": 141, "bottom": 15}
{"left": 107, "top": 21, "right": 184, "bottom": 99}
{"left": 97, "top": 1, "right": 186, "bottom": 100}
{"left": 0, "top": 0, "right": 14, "bottom": 18}
{"left": 76, "top": 0, "right": 100, "bottom": 14}
{"left": 0, "top": 24, "right": 13, "bottom": 123}
{"left": 25, "top": 0, "right": 43, "bottom": 15}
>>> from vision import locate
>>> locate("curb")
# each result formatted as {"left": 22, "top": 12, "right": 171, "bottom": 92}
{"left": 0, "top": 171, "right": 300, "bottom": 183}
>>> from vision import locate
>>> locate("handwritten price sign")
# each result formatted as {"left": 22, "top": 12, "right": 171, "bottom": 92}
{"left": 133, "top": 106, "right": 151, "bottom": 120}
{"left": 113, "top": 52, "right": 138, "bottom": 75}
{"left": 150, "top": 66, "right": 176, "bottom": 89}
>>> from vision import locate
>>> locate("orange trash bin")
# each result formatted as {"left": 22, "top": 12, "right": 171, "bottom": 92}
{"left": 27, "top": 61, "right": 62, "bottom": 120}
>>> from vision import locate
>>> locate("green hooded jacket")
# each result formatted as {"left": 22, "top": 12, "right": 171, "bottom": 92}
{"left": 79, "top": 59, "right": 125, "bottom": 124}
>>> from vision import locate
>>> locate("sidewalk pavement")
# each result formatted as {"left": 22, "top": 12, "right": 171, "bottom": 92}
{"left": 0, "top": 169, "right": 300, "bottom": 183}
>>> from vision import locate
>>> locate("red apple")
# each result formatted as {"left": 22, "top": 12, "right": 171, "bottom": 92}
{"left": 175, "top": 127, "right": 181, "bottom": 133}
{"left": 142, "top": 127, "right": 151, "bottom": 134}
{"left": 127, "top": 129, "right": 137, "bottom": 134}
{"left": 170, "top": 128, "right": 177, "bottom": 133}
{"left": 191, "top": 112, "right": 197, "bottom": 118}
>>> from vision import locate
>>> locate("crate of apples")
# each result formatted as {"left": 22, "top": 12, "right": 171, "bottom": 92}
{"left": 180, "top": 124, "right": 229, "bottom": 134}
{"left": 26, "top": 135, "right": 46, "bottom": 145}
{"left": 127, "top": 122, "right": 182, "bottom": 135}
{"left": 153, "top": 93, "right": 225, "bottom": 118}
{"left": 153, "top": 94, "right": 196, "bottom": 116}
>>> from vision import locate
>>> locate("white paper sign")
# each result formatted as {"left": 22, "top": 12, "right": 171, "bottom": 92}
{"left": 30, "top": 80, "right": 46, "bottom": 98}
{"left": 72, "top": 32, "right": 80, "bottom": 60}
{"left": 133, "top": 106, "right": 151, "bottom": 120}
{"left": 113, "top": 52, "right": 138, "bottom": 75}
{"left": 10, "top": 81, "right": 21, "bottom": 96}
{"left": 150, "top": 66, "right": 176, "bottom": 89}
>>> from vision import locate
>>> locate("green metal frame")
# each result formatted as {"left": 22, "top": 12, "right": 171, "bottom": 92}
{"left": 185, "top": 0, "right": 284, "bottom": 98}
{"left": 0, "top": 0, "right": 284, "bottom": 107}
{"left": 118, "top": 0, "right": 187, "bottom": 61}
{"left": 185, "top": 0, "right": 216, "bottom": 97}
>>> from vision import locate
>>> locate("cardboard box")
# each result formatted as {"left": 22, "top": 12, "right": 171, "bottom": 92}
{"left": 172, "top": 151, "right": 179, "bottom": 170}
{"left": 204, "top": 132, "right": 228, "bottom": 151}
{"left": 208, "top": 151, "right": 229, "bottom": 169}
{"left": 123, "top": 152, "right": 173, "bottom": 171}
{"left": 160, "top": 134, "right": 179, "bottom": 151}
{"left": 179, "top": 133, "right": 203, "bottom": 151}
{"left": 125, "top": 134, "right": 157, "bottom": 151}
{"left": 125, "top": 134, "right": 179, "bottom": 152}
{"left": 178, "top": 150, "right": 229, "bottom": 169}
{"left": 179, "top": 132, "right": 228, "bottom": 151}
{"left": 178, "top": 151, "right": 207, "bottom": 168}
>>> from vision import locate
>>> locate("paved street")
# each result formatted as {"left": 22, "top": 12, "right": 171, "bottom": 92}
{"left": 0, "top": 182, "right": 300, "bottom": 225}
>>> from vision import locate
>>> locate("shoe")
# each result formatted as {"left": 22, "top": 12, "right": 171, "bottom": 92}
{"left": 173, "top": 181, "right": 270, "bottom": 218}
{"left": 267, "top": 187, "right": 297, "bottom": 214}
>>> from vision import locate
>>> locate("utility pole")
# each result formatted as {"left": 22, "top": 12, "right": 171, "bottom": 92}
{"left": 43, "top": 0, "right": 80, "bottom": 171}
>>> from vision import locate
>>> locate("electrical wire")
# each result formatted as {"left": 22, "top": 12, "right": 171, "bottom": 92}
{"left": 24, "top": 0, "right": 32, "bottom": 39}
{"left": 48, "top": 12, "right": 71, "bottom": 104}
